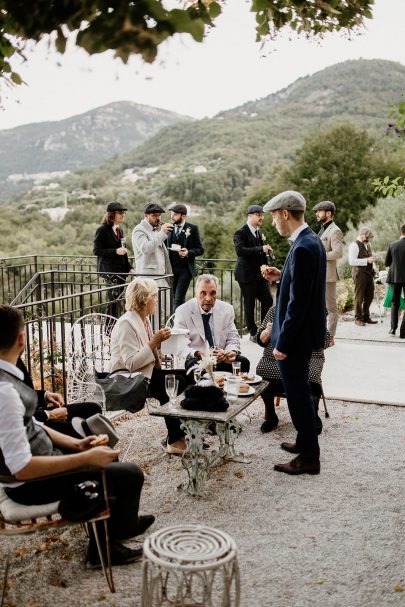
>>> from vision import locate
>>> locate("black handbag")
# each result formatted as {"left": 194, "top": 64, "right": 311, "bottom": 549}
{"left": 95, "top": 369, "right": 149, "bottom": 413}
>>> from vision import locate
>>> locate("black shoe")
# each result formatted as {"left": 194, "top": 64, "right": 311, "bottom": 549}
{"left": 260, "top": 416, "right": 279, "bottom": 433}
{"left": 364, "top": 319, "right": 378, "bottom": 324}
{"left": 274, "top": 455, "right": 320, "bottom": 475}
{"left": 280, "top": 442, "right": 299, "bottom": 454}
{"left": 135, "top": 515, "right": 155, "bottom": 536}
{"left": 389, "top": 329, "right": 396, "bottom": 335}
{"left": 86, "top": 541, "right": 143, "bottom": 569}
{"left": 249, "top": 334, "right": 257, "bottom": 343}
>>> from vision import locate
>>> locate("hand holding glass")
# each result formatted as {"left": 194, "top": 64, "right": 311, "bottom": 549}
{"left": 165, "top": 374, "right": 178, "bottom": 408}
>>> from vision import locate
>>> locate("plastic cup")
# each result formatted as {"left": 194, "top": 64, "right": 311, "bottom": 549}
{"left": 226, "top": 376, "right": 241, "bottom": 403}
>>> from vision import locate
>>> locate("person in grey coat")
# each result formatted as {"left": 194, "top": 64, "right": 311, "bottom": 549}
{"left": 385, "top": 224, "right": 405, "bottom": 338}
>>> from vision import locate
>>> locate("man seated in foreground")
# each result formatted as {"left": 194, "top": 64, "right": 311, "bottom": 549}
{"left": 0, "top": 305, "right": 153, "bottom": 568}
{"left": 173, "top": 274, "right": 250, "bottom": 374}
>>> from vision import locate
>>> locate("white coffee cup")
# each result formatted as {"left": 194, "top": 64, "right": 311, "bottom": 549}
{"left": 171, "top": 243, "right": 181, "bottom": 251}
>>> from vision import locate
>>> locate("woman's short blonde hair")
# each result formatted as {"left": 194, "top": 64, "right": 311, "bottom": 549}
{"left": 125, "top": 278, "right": 158, "bottom": 312}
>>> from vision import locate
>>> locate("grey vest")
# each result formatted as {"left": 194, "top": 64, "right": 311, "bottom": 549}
{"left": 0, "top": 369, "right": 61, "bottom": 479}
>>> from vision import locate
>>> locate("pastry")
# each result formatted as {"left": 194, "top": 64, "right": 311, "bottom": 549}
{"left": 239, "top": 383, "right": 249, "bottom": 393}
{"left": 90, "top": 434, "right": 109, "bottom": 447}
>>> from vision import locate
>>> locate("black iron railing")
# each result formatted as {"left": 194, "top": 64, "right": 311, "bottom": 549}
{"left": 0, "top": 254, "right": 266, "bottom": 398}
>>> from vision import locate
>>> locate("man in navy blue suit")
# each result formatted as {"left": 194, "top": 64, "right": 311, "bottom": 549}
{"left": 263, "top": 191, "right": 326, "bottom": 475}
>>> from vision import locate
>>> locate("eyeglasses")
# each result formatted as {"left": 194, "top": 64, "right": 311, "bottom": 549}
{"left": 253, "top": 212, "right": 264, "bottom": 217}
{"left": 116, "top": 211, "right": 126, "bottom": 215}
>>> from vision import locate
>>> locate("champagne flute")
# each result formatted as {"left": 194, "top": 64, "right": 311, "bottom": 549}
{"left": 165, "top": 374, "right": 178, "bottom": 409}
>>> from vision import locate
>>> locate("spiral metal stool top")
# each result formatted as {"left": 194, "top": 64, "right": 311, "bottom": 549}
{"left": 141, "top": 525, "right": 240, "bottom": 607}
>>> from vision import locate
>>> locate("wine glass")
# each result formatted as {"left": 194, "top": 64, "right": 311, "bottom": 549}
{"left": 165, "top": 374, "right": 178, "bottom": 409}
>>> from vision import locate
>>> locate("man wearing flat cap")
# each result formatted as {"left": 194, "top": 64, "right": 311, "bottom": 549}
{"left": 233, "top": 205, "right": 274, "bottom": 342}
{"left": 93, "top": 201, "right": 135, "bottom": 318}
{"left": 313, "top": 201, "right": 343, "bottom": 338}
{"left": 166, "top": 203, "right": 204, "bottom": 309}
{"left": 348, "top": 227, "right": 377, "bottom": 326}
{"left": 262, "top": 191, "right": 326, "bottom": 475}
{"left": 132, "top": 203, "right": 173, "bottom": 294}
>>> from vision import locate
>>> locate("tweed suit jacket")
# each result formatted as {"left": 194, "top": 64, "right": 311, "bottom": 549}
{"left": 385, "top": 237, "right": 405, "bottom": 284}
{"left": 166, "top": 221, "right": 204, "bottom": 277}
{"left": 271, "top": 227, "right": 327, "bottom": 355}
{"left": 319, "top": 221, "right": 343, "bottom": 283}
{"left": 132, "top": 219, "right": 172, "bottom": 278}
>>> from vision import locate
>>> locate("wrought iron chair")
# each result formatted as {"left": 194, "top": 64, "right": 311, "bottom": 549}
{"left": 0, "top": 469, "right": 115, "bottom": 606}
{"left": 67, "top": 313, "right": 116, "bottom": 410}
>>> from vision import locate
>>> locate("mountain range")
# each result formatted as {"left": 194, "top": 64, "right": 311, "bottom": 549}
{"left": 0, "top": 101, "right": 191, "bottom": 201}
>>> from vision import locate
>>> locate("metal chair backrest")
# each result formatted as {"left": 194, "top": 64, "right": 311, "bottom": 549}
{"left": 67, "top": 313, "right": 116, "bottom": 408}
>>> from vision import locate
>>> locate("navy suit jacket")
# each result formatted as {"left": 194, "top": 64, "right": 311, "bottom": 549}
{"left": 271, "top": 227, "right": 326, "bottom": 355}
{"left": 167, "top": 221, "right": 204, "bottom": 277}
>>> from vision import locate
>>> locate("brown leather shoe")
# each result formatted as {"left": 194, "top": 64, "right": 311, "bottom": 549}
{"left": 280, "top": 442, "right": 299, "bottom": 454}
{"left": 364, "top": 319, "right": 378, "bottom": 324}
{"left": 274, "top": 455, "right": 320, "bottom": 475}
{"left": 355, "top": 320, "right": 365, "bottom": 326}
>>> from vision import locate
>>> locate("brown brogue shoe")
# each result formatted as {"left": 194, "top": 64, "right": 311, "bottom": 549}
{"left": 280, "top": 442, "right": 299, "bottom": 454}
{"left": 355, "top": 320, "right": 365, "bottom": 326}
{"left": 274, "top": 455, "right": 320, "bottom": 475}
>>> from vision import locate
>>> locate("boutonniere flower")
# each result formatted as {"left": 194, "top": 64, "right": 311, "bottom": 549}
{"left": 198, "top": 351, "right": 217, "bottom": 382}
{"left": 262, "top": 233, "right": 266, "bottom": 242}
{"left": 184, "top": 227, "right": 191, "bottom": 238}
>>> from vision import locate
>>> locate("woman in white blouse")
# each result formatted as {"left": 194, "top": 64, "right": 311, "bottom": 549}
{"left": 110, "top": 278, "right": 186, "bottom": 455}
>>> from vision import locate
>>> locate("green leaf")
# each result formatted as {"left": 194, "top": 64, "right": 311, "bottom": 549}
{"left": 10, "top": 71, "right": 22, "bottom": 85}
{"left": 208, "top": 2, "right": 222, "bottom": 20}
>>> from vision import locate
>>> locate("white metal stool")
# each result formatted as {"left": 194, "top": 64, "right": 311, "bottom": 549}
{"left": 141, "top": 525, "right": 240, "bottom": 607}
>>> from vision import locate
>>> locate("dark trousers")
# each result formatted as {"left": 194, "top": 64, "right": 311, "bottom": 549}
{"left": 149, "top": 368, "right": 189, "bottom": 443}
{"left": 105, "top": 275, "right": 126, "bottom": 319}
{"left": 390, "top": 283, "right": 405, "bottom": 336}
{"left": 353, "top": 271, "right": 374, "bottom": 321}
{"left": 261, "top": 379, "right": 322, "bottom": 433}
{"left": 6, "top": 462, "right": 144, "bottom": 541}
{"left": 238, "top": 278, "right": 273, "bottom": 336}
{"left": 172, "top": 267, "right": 193, "bottom": 310}
{"left": 277, "top": 351, "right": 319, "bottom": 462}
{"left": 44, "top": 402, "right": 102, "bottom": 438}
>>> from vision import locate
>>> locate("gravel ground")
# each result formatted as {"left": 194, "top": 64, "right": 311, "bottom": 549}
{"left": 2, "top": 399, "right": 404, "bottom": 607}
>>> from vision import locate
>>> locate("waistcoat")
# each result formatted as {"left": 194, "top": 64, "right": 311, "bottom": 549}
{"left": 0, "top": 369, "right": 61, "bottom": 478}
{"left": 353, "top": 240, "right": 373, "bottom": 275}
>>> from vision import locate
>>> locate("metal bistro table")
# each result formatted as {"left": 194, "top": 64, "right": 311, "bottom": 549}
{"left": 148, "top": 381, "right": 268, "bottom": 496}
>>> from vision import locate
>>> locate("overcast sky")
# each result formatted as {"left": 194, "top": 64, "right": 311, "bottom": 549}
{"left": 1, "top": 0, "right": 405, "bottom": 130}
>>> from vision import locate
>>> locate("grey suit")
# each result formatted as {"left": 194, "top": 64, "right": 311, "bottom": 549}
{"left": 132, "top": 219, "right": 172, "bottom": 283}
{"left": 385, "top": 236, "right": 405, "bottom": 337}
{"left": 319, "top": 221, "right": 343, "bottom": 336}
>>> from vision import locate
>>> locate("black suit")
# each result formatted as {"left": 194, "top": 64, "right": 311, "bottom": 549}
{"left": 385, "top": 236, "right": 405, "bottom": 337}
{"left": 167, "top": 221, "right": 204, "bottom": 309}
{"left": 93, "top": 223, "right": 133, "bottom": 318}
{"left": 233, "top": 224, "right": 273, "bottom": 336}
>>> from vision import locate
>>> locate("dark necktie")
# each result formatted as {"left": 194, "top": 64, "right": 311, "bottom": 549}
{"left": 255, "top": 229, "right": 259, "bottom": 241}
{"left": 202, "top": 313, "right": 214, "bottom": 348}
{"left": 318, "top": 226, "right": 324, "bottom": 237}
{"left": 115, "top": 227, "right": 121, "bottom": 240}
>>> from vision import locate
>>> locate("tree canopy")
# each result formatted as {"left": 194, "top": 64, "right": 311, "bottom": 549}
{"left": 0, "top": 0, "right": 374, "bottom": 90}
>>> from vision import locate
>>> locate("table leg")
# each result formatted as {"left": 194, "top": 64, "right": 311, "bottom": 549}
{"left": 213, "top": 418, "right": 252, "bottom": 464}
{"left": 179, "top": 418, "right": 211, "bottom": 496}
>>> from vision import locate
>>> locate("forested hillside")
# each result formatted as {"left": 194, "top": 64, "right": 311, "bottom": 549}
{"left": 2, "top": 58, "right": 405, "bottom": 261}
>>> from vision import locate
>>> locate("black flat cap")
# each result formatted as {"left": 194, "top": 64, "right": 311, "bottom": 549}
{"left": 170, "top": 203, "right": 188, "bottom": 215}
{"left": 144, "top": 203, "right": 165, "bottom": 214}
{"left": 313, "top": 201, "right": 336, "bottom": 212}
{"left": 247, "top": 205, "right": 264, "bottom": 214}
{"left": 106, "top": 201, "right": 127, "bottom": 212}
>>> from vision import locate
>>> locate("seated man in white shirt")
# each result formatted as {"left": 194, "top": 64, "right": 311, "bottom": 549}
{"left": 0, "top": 305, "right": 153, "bottom": 569}
{"left": 173, "top": 274, "right": 250, "bottom": 374}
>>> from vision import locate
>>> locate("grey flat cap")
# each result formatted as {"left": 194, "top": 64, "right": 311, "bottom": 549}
{"left": 313, "top": 200, "right": 336, "bottom": 212}
{"left": 263, "top": 190, "right": 306, "bottom": 212}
